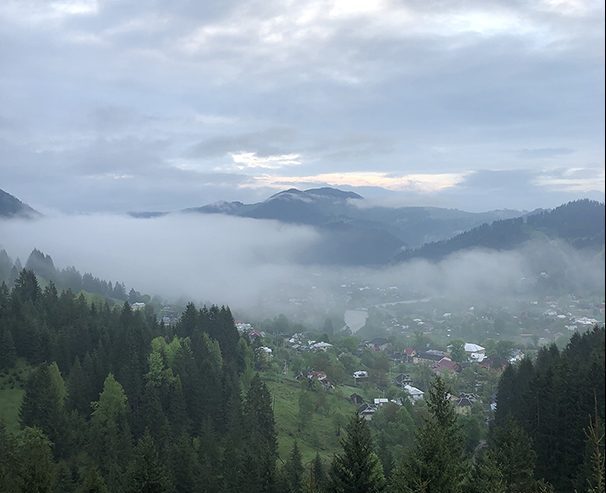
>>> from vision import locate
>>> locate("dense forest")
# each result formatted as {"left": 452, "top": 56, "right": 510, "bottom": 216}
{"left": 0, "top": 270, "right": 603, "bottom": 492}
{"left": 0, "top": 248, "right": 145, "bottom": 303}
{"left": 396, "top": 199, "right": 606, "bottom": 262}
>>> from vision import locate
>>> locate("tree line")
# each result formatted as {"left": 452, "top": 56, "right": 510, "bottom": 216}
{"left": 0, "top": 269, "right": 603, "bottom": 492}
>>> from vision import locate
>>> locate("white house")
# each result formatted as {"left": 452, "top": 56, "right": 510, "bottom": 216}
{"left": 310, "top": 341, "right": 333, "bottom": 351}
{"left": 403, "top": 384, "right": 424, "bottom": 403}
{"left": 353, "top": 370, "right": 369, "bottom": 380}
{"left": 464, "top": 343, "right": 486, "bottom": 362}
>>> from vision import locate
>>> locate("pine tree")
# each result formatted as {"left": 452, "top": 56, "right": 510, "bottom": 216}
{"left": 19, "top": 363, "right": 67, "bottom": 456}
{"left": 168, "top": 433, "right": 200, "bottom": 493}
{"left": 283, "top": 441, "right": 305, "bottom": 493}
{"left": 491, "top": 417, "right": 537, "bottom": 493}
{"left": 0, "top": 421, "right": 18, "bottom": 493}
{"left": 67, "top": 357, "right": 92, "bottom": 416}
{"left": 329, "top": 414, "right": 386, "bottom": 493}
{"left": 310, "top": 452, "right": 327, "bottom": 493}
{"left": 76, "top": 466, "right": 109, "bottom": 493}
{"left": 583, "top": 410, "right": 605, "bottom": 493}
{"left": 241, "top": 373, "right": 278, "bottom": 493}
{"left": 391, "top": 376, "right": 467, "bottom": 493}
{"left": 126, "top": 430, "right": 173, "bottom": 493}
{"left": 14, "top": 427, "right": 57, "bottom": 493}
{"left": 90, "top": 373, "right": 132, "bottom": 492}
{"left": 0, "top": 328, "right": 16, "bottom": 369}
{"left": 466, "top": 450, "right": 506, "bottom": 493}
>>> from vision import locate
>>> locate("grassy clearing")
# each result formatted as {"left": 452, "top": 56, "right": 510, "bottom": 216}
{"left": 0, "top": 359, "right": 31, "bottom": 431}
{"left": 261, "top": 373, "right": 361, "bottom": 465}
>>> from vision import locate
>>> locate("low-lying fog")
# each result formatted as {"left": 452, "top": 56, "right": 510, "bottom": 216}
{"left": 1, "top": 213, "right": 604, "bottom": 322}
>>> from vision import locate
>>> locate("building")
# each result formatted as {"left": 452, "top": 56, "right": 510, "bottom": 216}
{"left": 403, "top": 384, "right": 424, "bottom": 403}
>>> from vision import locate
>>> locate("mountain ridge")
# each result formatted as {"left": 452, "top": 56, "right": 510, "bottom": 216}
{"left": 0, "top": 188, "right": 40, "bottom": 218}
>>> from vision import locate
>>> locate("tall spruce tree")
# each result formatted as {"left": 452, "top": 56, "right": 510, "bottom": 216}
{"left": 329, "top": 414, "right": 386, "bottom": 493}
{"left": 391, "top": 376, "right": 467, "bottom": 493}
{"left": 310, "top": 452, "right": 327, "bottom": 493}
{"left": 126, "top": 430, "right": 173, "bottom": 493}
{"left": 466, "top": 450, "right": 506, "bottom": 493}
{"left": 491, "top": 417, "right": 537, "bottom": 493}
{"left": 282, "top": 441, "right": 304, "bottom": 493}
{"left": 241, "top": 373, "right": 278, "bottom": 493}
{"left": 19, "top": 363, "right": 67, "bottom": 456}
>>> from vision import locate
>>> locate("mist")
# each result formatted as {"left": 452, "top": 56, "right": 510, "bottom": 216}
{"left": 1, "top": 213, "right": 603, "bottom": 323}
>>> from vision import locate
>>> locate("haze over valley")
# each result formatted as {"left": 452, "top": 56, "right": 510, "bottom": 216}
{"left": 0, "top": 1, "right": 604, "bottom": 492}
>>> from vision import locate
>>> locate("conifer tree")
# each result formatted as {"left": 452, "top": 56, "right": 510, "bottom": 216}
{"left": 76, "top": 466, "right": 109, "bottom": 493}
{"left": 283, "top": 441, "right": 305, "bottom": 493}
{"left": 0, "top": 328, "right": 16, "bottom": 369}
{"left": 126, "top": 430, "right": 173, "bottom": 493}
{"left": 329, "top": 414, "right": 386, "bottom": 493}
{"left": 0, "top": 421, "right": 17, "bottom": 493}
{"left": 491, "top": 417, "right": 537, "bottom": 493}
{"left": 14, "top": 427, "right": 57, "bottom": 493}
{"left": 241, "top": 373, "right": 278, "bottom": 493}
{"left": 310, "top": 452, "right": 327, "bottom": 493}
{"left": 20, "top": 363, "right": 67, "bottom": 455}
{"left": 391, "top": 376, "right": 467, "bottom": 493}
{"left": 90, "top": 373, "right": 132, "bottom": 492}
{"left": 466, "top": 450, "right": 506, "bottom": 493}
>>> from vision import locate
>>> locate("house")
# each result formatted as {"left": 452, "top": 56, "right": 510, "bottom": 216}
{"left": 131, "top": 302, "right": 146, "bottom": 311}
{"left": 403, "top": 384, "right": 424, "bottom": 403}
{"left": 256, "top": 346, "right": 273, "bottom": 357}
{"left": 350, "top": 393, "right": 365, "bottom": 406}
{"left": 310, "top": 341, "right": 333, "bottom": 351}
{"left": 353, "top": 370, "right": 369, "bottom": 381}
{"left": 307, "top": 370, "right": 328, "bottom": 382}
{"left": 374, "top": 398, "right": 389, "bottom": 406}
{"left": 358, "top": 404, "right": 377, "bottom": 421}
{"left": 305, "top": 370, "right": 334, "bottom": 390}
{"left": 367, "top": 337, "right": 390, "bottom": 352}
{"left": 464, "top": 343, "right": 486, "bottom": 362}
{"left": 432, "top": 357, "right": 461, "bottom": 374}
{"left": 403, "top": 347, "right": 417, "bottom": 362}
{"left": 414, "top": 349, "right": 446, "bottom": 364}
{"left": 451, "top": 392, "right": 478, "bottom": 415}
{"left": 393, "top": 373, "right": 413, "bottom": 388}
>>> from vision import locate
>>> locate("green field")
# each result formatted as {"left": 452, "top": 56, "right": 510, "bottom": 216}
{"left": 0, "top": 359, "right": 31, "bottom": 431}
{"left": 261, "top": 373, "right": 362, "bottom": 465}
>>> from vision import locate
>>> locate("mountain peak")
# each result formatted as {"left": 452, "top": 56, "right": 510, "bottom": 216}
{"left": 267, "top": 187, "right": 363, "bottom": 203}
{"left": 304, "top": 187, "right": 363, "bottom": 200}
{"left": 0, "top": 188, "right": 40, "bottom": 218}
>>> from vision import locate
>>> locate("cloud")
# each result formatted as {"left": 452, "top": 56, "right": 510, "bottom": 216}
{"left": 517, "top": 147, "right": 575, "bottom": 159}
{"left": 246, "top": 171, "right": 467, "bottom": 192}
{"left": 535, "top": 167, "right": 606, "bottom": 193}
{"left": 229, "top": 151, "right": 303, "bottom": 170}
{"left": 0, "top": 212, "right": 602, "bottom": 323}
{"left": 0, "top": 0, "right": 603, "bottom": 213}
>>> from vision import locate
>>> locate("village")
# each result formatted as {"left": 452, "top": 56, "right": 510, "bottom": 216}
{"left": 234, "top": 320, "right": 515, "bottom": 427}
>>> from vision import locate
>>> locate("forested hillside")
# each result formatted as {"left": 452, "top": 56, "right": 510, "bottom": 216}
{"left": 494, "top": 326, "right": 605, "bottom": 492}
{"left": 0, "top": 189, "right": 39, "bottom": 218}
{"left": 0, "top": 271, "right": 603, "bottom": 492}
{"left": 396, "top": 199, "right": 605, "bottom": 262}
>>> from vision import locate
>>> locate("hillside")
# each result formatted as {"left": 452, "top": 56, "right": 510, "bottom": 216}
{"left": 0, "top": 188, "right": 39, "bottom": 218}
{"left": 395, "top": 199, "right": 605, "bottom": 262}
{"left": 177, "top": 187, "right": 523, "bottom": 265}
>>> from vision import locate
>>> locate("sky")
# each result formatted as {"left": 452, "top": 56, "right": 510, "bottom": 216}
{"left": 0, "top": 0, "right": 604, "bottom": 213}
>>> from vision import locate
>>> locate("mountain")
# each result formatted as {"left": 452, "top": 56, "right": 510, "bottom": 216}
{"left": 395, "top": 199, "right": 605, "bottom": 262}
{"left": 0, "top": 188, "right": 39, "bottom": 218}
{"left": 176, "top": 187, "right": 524, "bottom": 265}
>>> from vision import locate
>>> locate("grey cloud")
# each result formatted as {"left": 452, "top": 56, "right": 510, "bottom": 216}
{"left": 517, "top": 148, "right": 575, "bottom": 159}
{"left": 188, "top": 127, "right": 298, "bottom": 158}
{"left": 0, "top": 213, "right": 602, "bottom": 322}
{"left": 0, "top": 0, "right": 602, "bottom": 212}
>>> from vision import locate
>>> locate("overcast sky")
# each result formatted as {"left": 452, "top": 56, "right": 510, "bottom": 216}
{"left": 1, "top": 0, "right": 604, "bottom": 213}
